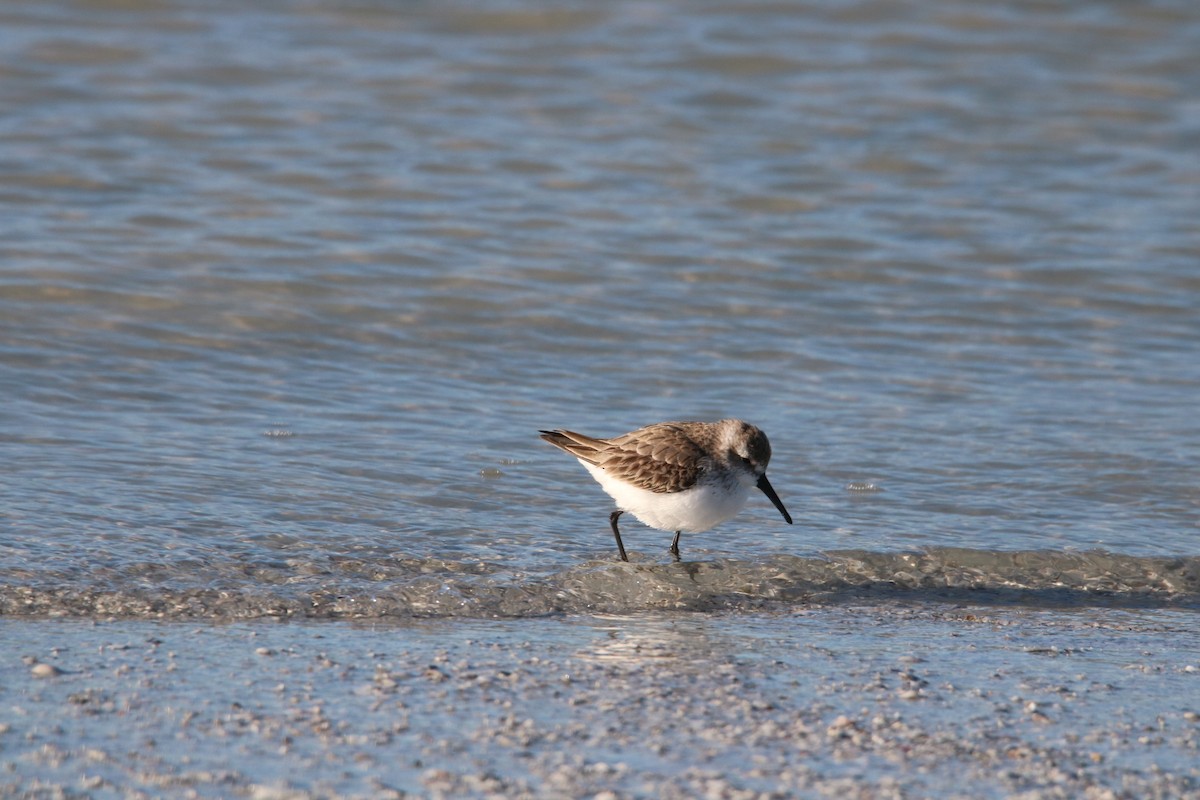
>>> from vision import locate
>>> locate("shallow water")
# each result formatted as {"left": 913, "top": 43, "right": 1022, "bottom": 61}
{"left": 3, "top": 548, "right": 1198, "bottom": 620}
{"left": 2, "top": 2, "right": 1199, "bottom": 612}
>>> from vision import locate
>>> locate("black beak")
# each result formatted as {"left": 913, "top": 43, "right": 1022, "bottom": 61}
{"left": 756, "top": 473, "right": 792, "bottom": 525}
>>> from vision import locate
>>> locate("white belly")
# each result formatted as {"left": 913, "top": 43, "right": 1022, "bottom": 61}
{"left": 580, "top": 461, "right": 750, "bottom": 533}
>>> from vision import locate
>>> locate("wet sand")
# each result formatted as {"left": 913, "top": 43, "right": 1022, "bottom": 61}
{"left": 3, "top": 605, "right": 1198, "bottom": 799}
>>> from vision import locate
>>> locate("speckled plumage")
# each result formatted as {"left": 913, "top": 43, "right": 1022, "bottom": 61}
{"left": 540, "top": 419, "right": 792, "bottom": 562}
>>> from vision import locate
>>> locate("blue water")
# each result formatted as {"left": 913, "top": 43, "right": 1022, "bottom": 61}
{"left": 0, "top": 0, "right": 1198, "bottom": 618}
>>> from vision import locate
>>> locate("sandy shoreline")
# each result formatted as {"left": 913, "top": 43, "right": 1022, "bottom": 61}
{"left": 3, "top": 605, "right": 1198, "bottom": 799}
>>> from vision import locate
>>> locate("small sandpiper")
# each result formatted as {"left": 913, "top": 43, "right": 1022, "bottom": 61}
{"left": 539, "top": 419, "right": 792, "bottom": 561}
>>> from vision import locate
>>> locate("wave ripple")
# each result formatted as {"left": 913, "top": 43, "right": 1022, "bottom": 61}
{"left": 1, "top": 549, "right": 1196, "bottom": 620}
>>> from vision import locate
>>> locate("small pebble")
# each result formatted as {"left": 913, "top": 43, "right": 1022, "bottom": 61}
{"left": 31, "top": 663, "right": 63, "bottom": 678}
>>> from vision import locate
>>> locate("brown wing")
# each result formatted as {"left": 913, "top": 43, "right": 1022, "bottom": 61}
{"left": 540, "top": 423, "right": 708, "bottom": 493}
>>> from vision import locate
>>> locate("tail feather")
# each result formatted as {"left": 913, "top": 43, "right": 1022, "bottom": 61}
{"left": 539, "top": 429, "right": 608, "bottom": 466}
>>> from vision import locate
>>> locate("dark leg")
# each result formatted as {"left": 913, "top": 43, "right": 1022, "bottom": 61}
{"left": 669, "top": 531, "right": 681, "bottom": 561}
{"left": 609, "top": 510, "right": 629, "bottom": 562}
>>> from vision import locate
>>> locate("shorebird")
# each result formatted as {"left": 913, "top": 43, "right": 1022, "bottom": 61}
{"left": 540, "top": 419, "right": 792, "bottom": 561}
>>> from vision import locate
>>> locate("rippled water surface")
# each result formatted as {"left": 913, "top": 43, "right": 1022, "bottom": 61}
{"left": 1, "top": 0, "right": 1198, "bottom": 620}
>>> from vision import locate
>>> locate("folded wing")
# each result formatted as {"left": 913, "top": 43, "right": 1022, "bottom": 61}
{"left": 539, "top": 424, "right": 708, "bottom": 494}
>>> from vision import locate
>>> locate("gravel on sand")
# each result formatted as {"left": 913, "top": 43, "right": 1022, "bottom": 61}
{"left": 2, "top": 606, "right": 1198, "bottom": 799}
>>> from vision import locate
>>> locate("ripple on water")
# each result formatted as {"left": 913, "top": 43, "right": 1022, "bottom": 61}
{"left": 1, "top": 549, "right": 1196, "bottom": 621}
